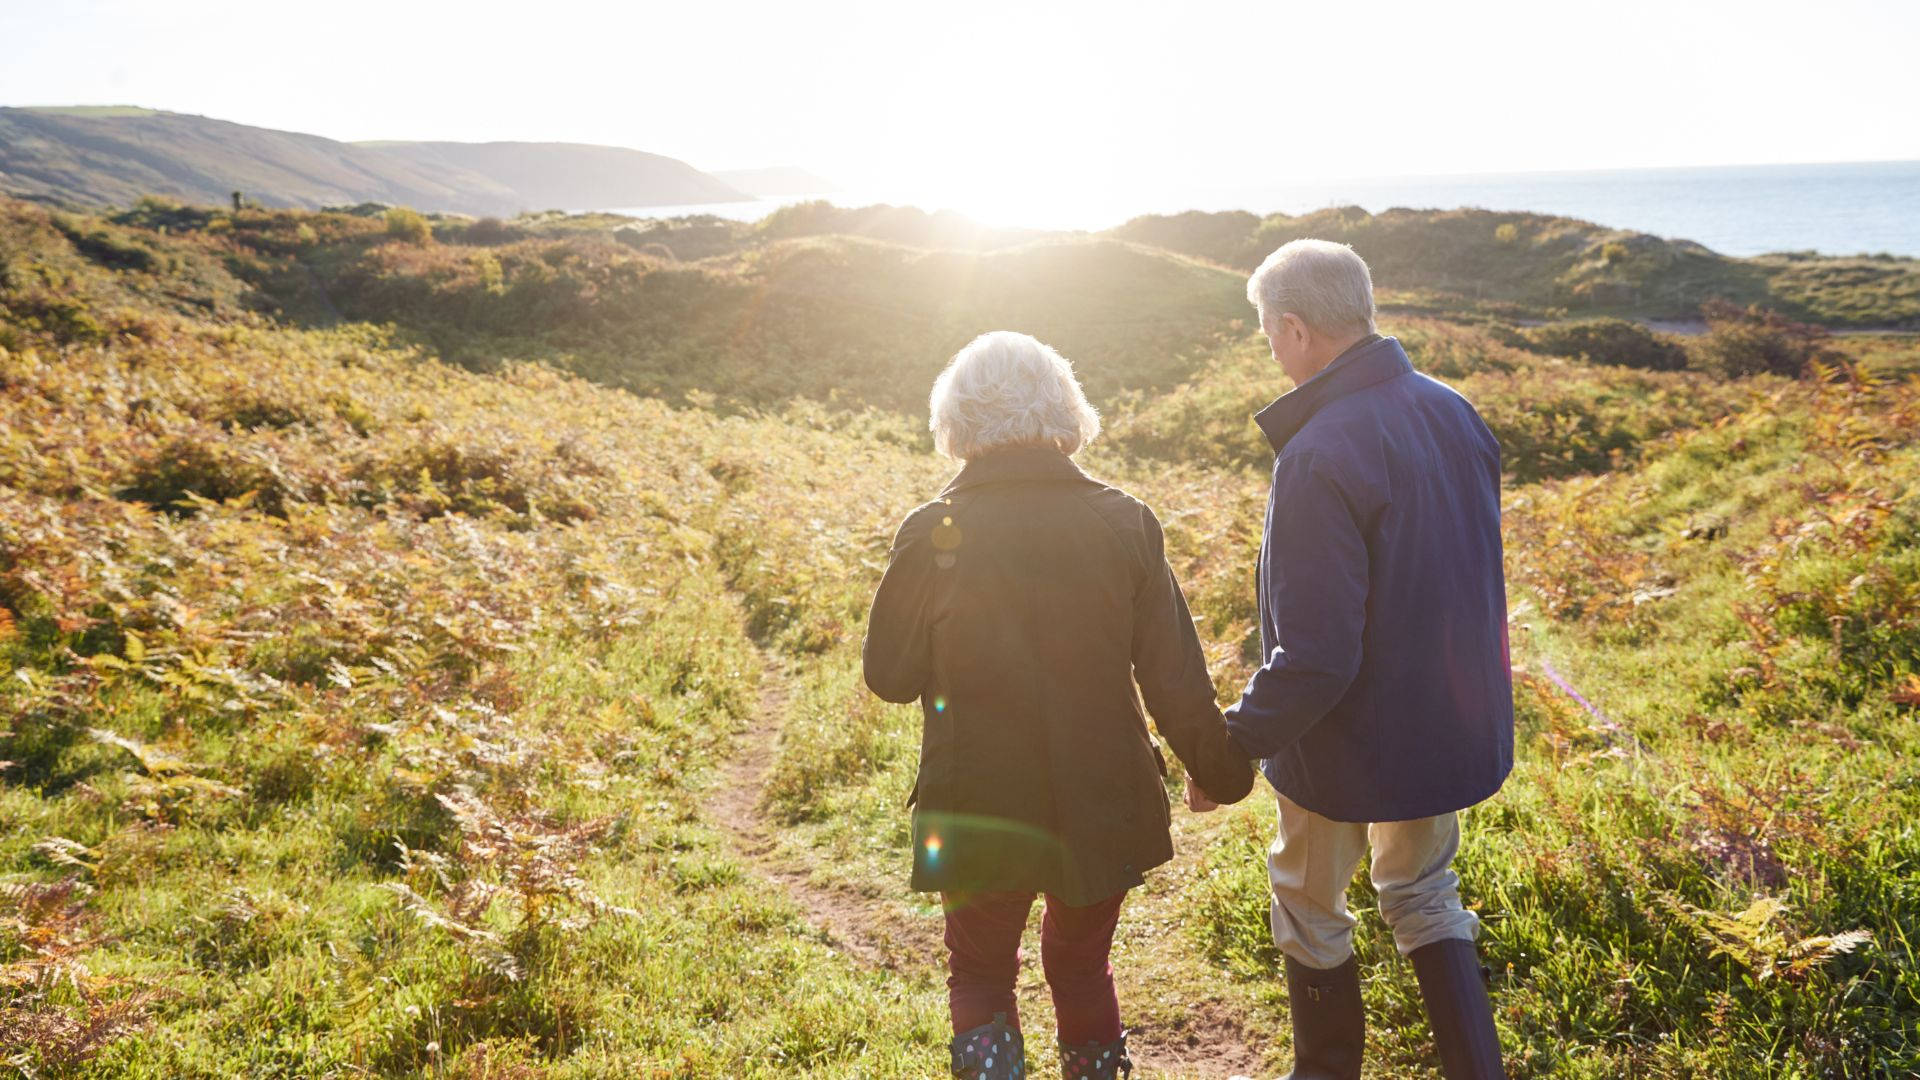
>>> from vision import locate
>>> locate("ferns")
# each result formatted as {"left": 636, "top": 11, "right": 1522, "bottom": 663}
{"left": 0, "top": 878, "right": 159, "bottom": 1074}
{"left": 1665, "top": 896, "right": 1873, "bottom": 984}
{"left": 2, "top": 194, "right": 1917, "bottom": 1074}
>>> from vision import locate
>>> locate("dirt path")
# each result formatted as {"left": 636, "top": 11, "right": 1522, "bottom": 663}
{"left": 708, "top": 660, "right": 944, "bottom": 972}
{"left": 710, "top": 656, "right": 1270, "bottom": 1078}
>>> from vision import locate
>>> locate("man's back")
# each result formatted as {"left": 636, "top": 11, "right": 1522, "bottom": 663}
{"left": 1233, "top": 336, "right": 1514, "bottom": 823}
{"left": 1234, "top": 242, "right": 1511, "bottom": 1077}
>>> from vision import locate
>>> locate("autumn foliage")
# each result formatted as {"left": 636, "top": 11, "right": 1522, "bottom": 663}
{"left": 1, "top": 195, "right": 1916, "bottom": 1075}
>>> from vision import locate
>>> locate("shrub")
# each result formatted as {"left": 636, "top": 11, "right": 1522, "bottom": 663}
{"left": 477, "top": 253, "right": 505, "bottom": 294}
{"left": 457, "top": 217, "right": 524, "bottom": 246}
{"left": 1522, "top": 318, "right": 1690, "bottom": 371}
{"left": 612, "top": 220, "right": 739, "bottom": 260}
{"left": 384, "top": 207, "right": 433, "bottom": 245}
{"left": 611, "top": 229, "right": 676, "bottom": 262}
{"left": 51, "top": 216, "right": 159, "bottom": 273}
{"left": 1689, "top": 300, "right": 1840, "bottom": 378}
{"left": 112, "top": 196, "right": 216, "bottom": 233}
{"left": 4, "top": 295, "right": 106, "bottom": 344}
{"left": 120, "top": 436, "right": 298, "bottom": 516}
{"left": 1494, "top": 222, "right": 1519, "bottom": 245}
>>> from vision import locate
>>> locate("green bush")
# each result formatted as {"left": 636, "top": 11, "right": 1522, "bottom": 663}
{"left": 451, "top": 216, "right": 524, "bottom": 246}
{"left": 50, "top": 212, "right": 169, "bottom": 274}
{"left": 1103, "top": 318, "right": 1749, "bottom": 482}
{"left": 1522, "top": 318, "right": 1690, "bottom": 371}
{"left": 384, "top": 206, "right": 433, "bottom": 245}
{"left": 120, "top": 436, "right": 298, "bottom": 516}
{"left": 1688, "top": 300, "right": 1841, "bottom": 378}
{"left": 112, "top": 195, "right": 218, "bottom": 233}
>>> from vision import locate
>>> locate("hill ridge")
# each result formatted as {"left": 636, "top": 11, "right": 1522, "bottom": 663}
{"left": 0, "top": 106, "right": 747, "bottom": 215}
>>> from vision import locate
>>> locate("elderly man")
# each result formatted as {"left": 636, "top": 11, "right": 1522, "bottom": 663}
{"left": 1196, "top": 240, "right": 1512, "bottom": 1080}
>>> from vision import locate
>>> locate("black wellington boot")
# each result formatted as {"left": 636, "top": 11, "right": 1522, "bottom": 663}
{"left": 1409, "top": 939, "right": 1506, "bottom": 1080}
{"left": 1058, "top": 1029, "right": 1131, "bottom": 1079}
{"left": 950, "top": 1012, "right": 1027, "bottom": 1079}
{"left": 1280, "top": 955, "right": 1364, "bottom": 1080}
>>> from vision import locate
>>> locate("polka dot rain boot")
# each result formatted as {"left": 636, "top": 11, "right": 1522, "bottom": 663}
{"left": 1057, "top": 1030, "right": 1131, "bottom": 1080}
{"left": 949, "top": 1012, "right": 1026, "bottom": 1079}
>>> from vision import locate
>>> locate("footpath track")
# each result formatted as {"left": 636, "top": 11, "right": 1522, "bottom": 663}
{"left": 708, "top": 655, "right": 1270, "bottom": 1078}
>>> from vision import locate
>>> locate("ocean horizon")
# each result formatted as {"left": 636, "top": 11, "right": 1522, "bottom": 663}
{"left": 608, "top": 159, "right": 1920, "bottom": 260}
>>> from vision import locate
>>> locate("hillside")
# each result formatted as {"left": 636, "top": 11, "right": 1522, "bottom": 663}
{"left": 360, "top": 141, "right": 749, "bottom": 212}
{"left": 1, "top": 196, "right": 1916, "bottom": 1076}
{"left": 90, "top": 198, "right": 1248, "bottom": 412}
{"left": 1109, "top": 206, "right": 1920, "bottom": 327}
{"left": 0, "top": 107, "right": 746, "bottom": 216}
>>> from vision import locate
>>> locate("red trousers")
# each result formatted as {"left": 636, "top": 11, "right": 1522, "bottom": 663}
{"left": 941, "top": 889, "right": 1126, "bottom": 1045}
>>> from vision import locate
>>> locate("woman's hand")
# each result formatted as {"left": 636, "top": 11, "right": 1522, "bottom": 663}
{"left": 1185, "top": 774, "right": 1220, "bottom": 813}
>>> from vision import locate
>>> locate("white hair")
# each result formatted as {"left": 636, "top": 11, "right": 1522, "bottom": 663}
{"left": 928, "top": 331, "right": 1101, "bottom": 460}
{"left": 1246, "top": 239, "right": 1377, "bottom": 337}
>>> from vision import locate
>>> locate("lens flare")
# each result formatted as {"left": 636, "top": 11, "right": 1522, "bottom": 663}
{"left": 933, "top": 696, "right": 946, "bottom": 713}
{"left": 923, "top": 835, "right": 942, "bottom": 864}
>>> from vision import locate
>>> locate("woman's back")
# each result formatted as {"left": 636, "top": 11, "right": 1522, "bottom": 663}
{"left": 861, "top": 330, "right": 1252, "bottom": 1076}
{"left": 865, "top": 445, "right": 1249, "bottom": 905}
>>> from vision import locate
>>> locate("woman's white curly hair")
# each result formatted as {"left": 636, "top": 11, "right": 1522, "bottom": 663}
{"left": 929, "top": 331, "right": 1102, "bottom": 460}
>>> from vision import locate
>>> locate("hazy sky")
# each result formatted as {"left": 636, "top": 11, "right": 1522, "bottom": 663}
{"left": 5, "top": 0, "right": 1916, "bottom": 207}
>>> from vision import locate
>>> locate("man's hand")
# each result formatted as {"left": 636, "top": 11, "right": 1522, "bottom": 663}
{"left": 1185, "top": 774, "right": 1220, "bottom": 813}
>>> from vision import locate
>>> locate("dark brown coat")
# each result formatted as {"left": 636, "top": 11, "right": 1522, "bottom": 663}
{"left": 863, "top": 445, "right": 1255, "bottom": 906}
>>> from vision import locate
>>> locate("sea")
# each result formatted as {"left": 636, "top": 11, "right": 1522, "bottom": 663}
{"left": 605, "top": 159, "right": 1920, "bottom": 259}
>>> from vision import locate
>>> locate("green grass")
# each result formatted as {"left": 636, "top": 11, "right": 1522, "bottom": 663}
{"left": 2, "top": 195, "right": 1918, "bottom": 1076}
{"left": 1110, "top": 206, "right": 1920, "bottom": 328}
{"left": 1104, "top": 317, "right": 1759, "bottom": 484}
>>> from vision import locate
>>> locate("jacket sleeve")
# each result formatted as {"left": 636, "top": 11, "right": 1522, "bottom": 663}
{"left": 1225, "top": 451, "right": 1369, "bottom": 759}
{"left": 1131, "top": 507, "right": 1257, "bottom": 805}
{"left": 862, "top": 510, "right": 933, "bottom": 704}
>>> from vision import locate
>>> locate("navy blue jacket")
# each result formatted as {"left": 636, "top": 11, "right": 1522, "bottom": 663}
{"left": 1224, "top": 335, "right": 1514, "bottom": 822}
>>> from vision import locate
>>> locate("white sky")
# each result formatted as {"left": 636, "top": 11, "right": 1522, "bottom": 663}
{"left": 5, "top": 0, "right": 1917, "bottom": 207}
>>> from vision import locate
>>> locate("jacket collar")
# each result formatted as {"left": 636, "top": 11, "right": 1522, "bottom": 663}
{"left": 1253, "top": 334, "right": 1411, "bottom": 453}
{"left": 941, "top": 444, "right": 1089, "bottom": 496}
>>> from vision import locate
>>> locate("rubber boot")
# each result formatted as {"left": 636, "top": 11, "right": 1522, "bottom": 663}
{"left": 1058, "top": 1029, "right": 1131, "bottom": 1079}
{"left": 1409, "top": 939, "right": 1506, "bottom": 1079}
{"left": 950, "top": 1012, "right": 1026, "bottom": 1079}
{"left": 1280, "top": 955, "right": 1364, "bottom": 1080}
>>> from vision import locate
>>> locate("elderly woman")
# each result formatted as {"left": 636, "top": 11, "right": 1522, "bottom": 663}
{"left": 863, "top": 331, "right": 1255, "bottom": 1080}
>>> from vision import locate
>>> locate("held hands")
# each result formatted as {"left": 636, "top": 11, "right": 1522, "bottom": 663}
{"left": 1182, "top": 719, "right": 1252, "bottom": 812}
{"left": 1184, "top": 773, "right": 1221, "bottom": 814}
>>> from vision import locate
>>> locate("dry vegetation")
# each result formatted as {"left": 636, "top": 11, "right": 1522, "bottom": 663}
{"left": 1111, "top": 206, "right": 1920, "bottom": 328}
{"left": 1, "top": 194, "right": 1916, "bottom": 1077}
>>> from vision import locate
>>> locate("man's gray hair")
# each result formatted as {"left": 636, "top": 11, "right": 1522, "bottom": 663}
{"left": 1246, "top": 239, "right": 1378, "bottom": 337}
{"left": 929, "top": 331, "right": 1101, "bottom": 460}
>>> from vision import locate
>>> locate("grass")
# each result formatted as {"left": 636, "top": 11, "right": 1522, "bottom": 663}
{"left": 2, "top": 194, "right": 1917, "bottom": 1076}
{"left": 0, "top": 237, "right": 958, "bottom": 1072}
{"left": 1103, "top": 317, "right": 1759, "bottom": 484}
{"left": 1111, "top": 207, "right": 1920, "bottom": 328}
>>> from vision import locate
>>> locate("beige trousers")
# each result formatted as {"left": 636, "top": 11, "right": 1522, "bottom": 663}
{"left": 1266, "top": 790, "right": 1480, "bottom": 970}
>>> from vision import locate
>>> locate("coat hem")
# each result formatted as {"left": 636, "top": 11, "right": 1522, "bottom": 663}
{"left": 1263, "top": 761, "right": 1513, "bottom": 824}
